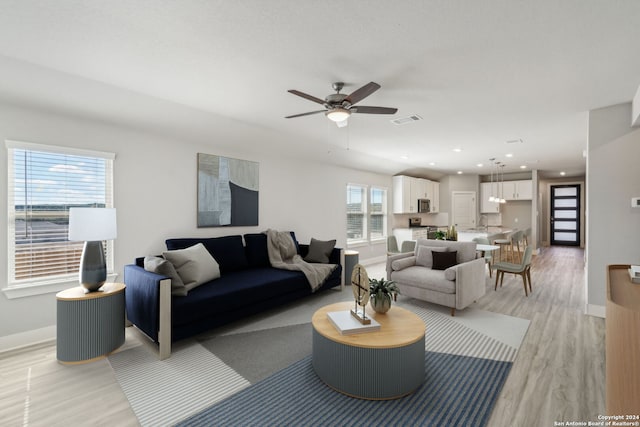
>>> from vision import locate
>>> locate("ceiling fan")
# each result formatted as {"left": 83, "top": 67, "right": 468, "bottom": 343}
{"left": 285, "top": 81, "right": 398, "bottom": 126}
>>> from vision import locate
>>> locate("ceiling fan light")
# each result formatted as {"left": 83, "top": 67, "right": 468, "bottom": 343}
{"left": 326, "top": 108, "right": 351, "bottom": 122}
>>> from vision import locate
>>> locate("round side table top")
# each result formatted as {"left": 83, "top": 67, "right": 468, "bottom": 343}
{"left": 56, "top": 282, "right": 125, "bottom": 301}
{"left": 312, "top": 301, "right": 425, "bottom": 349}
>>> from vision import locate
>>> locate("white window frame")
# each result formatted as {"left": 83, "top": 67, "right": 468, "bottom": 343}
{"left": 3, "top": 140, "right": 116, "bottom": 299}
{"left": 346, "top": 183, "right": 388, "bottom": 247}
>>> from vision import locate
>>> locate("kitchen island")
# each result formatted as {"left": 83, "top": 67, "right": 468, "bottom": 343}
{"left": 456, "top": 227, "right": 513, "bottom": 242}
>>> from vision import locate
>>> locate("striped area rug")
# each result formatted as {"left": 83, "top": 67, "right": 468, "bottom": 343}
{"left": 109, "top": 302, "right": 525, "bottom": 426}
{"left": 177, "top": 352, "right": 512, "bottom": 427}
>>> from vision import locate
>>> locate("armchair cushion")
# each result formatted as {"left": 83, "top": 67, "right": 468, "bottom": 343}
{"left": 391, "top": 256, "right": 416, "bottom": 271}
{"left": 416, "top": 245, "right": 448, "bottom": 268}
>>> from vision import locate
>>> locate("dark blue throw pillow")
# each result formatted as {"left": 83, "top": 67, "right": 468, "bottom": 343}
{"left": 244, "top": 233, "right": 271, "bottom": 268}
{"left": 166, "top": 236, "right": 248, "bottom": 274}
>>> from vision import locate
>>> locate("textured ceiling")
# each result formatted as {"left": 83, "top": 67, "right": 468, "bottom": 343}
{"left": 1, "top": 0, "right": 639, "bottom": 178}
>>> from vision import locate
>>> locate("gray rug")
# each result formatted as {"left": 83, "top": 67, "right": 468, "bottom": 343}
{"left": 199, "top": 323, "right": 311, "bottom": 383}
{"left": 109, "top": 301, "right": 529, "bottom": 426}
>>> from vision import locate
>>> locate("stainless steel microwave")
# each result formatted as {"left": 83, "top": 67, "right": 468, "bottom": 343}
{"left": 418, "top": 199, "right": 430, "bottom": 213}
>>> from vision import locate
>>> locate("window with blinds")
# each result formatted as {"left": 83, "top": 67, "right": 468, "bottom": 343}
{"left": 346, "top": 184, "right": 387, "bottom": 245}
{"left": 6, "top": 140, "right": 115, "bottom": 287}
{"left": 347, "top": 184, "right": 367, "bottom": 243}
{"left": 370, "top": 186, "right": 387, "bottom": 240}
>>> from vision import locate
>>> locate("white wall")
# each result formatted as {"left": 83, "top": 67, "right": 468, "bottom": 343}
{"left": 587, "top": 102, "right": 640, "bottom": 313}
{"left": 0, "top": 101, "right": 391, "bottom": 343}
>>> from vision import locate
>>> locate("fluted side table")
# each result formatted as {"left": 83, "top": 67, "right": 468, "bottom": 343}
{"left": 56, "top": 283, "right": 125, "bottom": 364}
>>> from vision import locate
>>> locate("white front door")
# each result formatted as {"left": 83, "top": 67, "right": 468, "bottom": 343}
{"left": 452, "top": 191, "right": 477, "bottom": 228}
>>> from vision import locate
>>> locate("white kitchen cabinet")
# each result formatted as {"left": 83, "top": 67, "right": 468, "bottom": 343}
{"left": 393, "top": 228, "right": 430, "bottom": 244}
{"left": 502, "top": 180, "right": 533, "bottom": 200}
{"left": 480, "top": 182, "right": 501, "bottom": 213}
{"left": 426, "top": 180, "right": 440, "bottom": 213}
{"left": 393, "top": 175, "right": 431, "bottom": 213}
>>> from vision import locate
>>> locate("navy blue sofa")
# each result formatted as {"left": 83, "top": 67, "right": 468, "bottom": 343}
{"left": 124, "top": 232, "right": 342, "bottom": 358}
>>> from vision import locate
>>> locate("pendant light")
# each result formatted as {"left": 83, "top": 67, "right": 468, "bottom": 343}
{"left": 499, "top": 164, "right": 506, "bottom": 204}
{"left": 488, "top": 158, "right": 496, "bottom": 202}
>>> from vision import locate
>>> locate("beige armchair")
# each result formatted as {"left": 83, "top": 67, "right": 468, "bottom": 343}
{"left": 386, "top": 238, "right": 486, "bottom": 316}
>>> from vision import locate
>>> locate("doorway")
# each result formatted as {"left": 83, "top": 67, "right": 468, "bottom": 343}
{"left": 452, "top": 191, "right": 477, "bottom": 228}
{"left": 550, "top": 184, "right": 580, "bottom": 246}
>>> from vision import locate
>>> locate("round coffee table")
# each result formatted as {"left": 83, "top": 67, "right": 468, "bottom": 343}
{"left": 311, "top": 301, "right": 425, "bottom": 400}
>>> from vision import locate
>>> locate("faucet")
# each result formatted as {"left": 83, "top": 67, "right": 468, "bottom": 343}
{"left": 480, "top": 215, "right": 488, "bottom": 230}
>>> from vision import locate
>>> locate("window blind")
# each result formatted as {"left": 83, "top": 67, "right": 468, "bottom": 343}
{"left": 6, "top": 140, "right": 115, "bottom": 287}
{"left": 347, "top": 184, "right": 367, "bottom": 243}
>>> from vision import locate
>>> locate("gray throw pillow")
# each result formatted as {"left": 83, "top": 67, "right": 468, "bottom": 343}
{"left": 144, "top": 256, "right": 188, "bottom": 296}
{"left": 415, "top": 245, "right": 447, "bottom": 268}
{"left": 162, "top": 243, "right": 221, "bottom": 292}
{"left": 304, "top": 238, "right": 336, "bottom": 263}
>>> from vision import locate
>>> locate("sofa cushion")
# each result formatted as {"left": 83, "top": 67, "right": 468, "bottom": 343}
{"left": 163, "top": 243, "right": 221, "bottom": 292}
{"left": 244, "top": 233, "right": 271, "bottom": 268}
{"left": 391, "top": 256, "right": 416, "bottom": 271}
{"left": 391, "top": 266, "right": 455, "bottom": 294}
{"left": 144, "top": 256, "right": 187, "bottom": 296}
{"left": 432, "top": 250, "right": 458, "bottom": 270}
{"left": 172, "top": 268, "right": 309, "bottom": 326}
{"left": 416, "top": 245, "right": 448, "bottom": 268}
{"left": 166, "top": 235, "right": 249, "bottom": 274}
{"left": 304, "top": 238, "right": 336, "bottom": 263}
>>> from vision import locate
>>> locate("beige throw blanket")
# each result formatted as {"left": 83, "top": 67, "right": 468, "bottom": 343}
{"left": 265, "top": 229, "right": 337, "bottom": 292}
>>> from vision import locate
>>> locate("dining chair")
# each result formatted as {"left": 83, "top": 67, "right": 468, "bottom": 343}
{"left": 387, "top": 235, "right": 400, "bottom": 255}
{"left": 493, "top": 231, "right": 514, "bottom": 263}
{"left": 472, "top": 236, "right": 493, "bottom": 277}
{"left": 510, "top": 230, "right": 524, "bottom": 263}
{"left": 401, "top": 240, "right": 416, "bottom": 253}
{"left": 493, "top": 246, "right": 533, "bottom": 296}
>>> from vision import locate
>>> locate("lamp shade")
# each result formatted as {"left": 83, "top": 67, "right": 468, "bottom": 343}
{"left": 325, "top": 108, "right": 351, "bottom": 122}
{"left": 68, "top": 208, "right": 117, "bottom": 242}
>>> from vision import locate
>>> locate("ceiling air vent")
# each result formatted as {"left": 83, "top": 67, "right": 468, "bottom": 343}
{"left": 506, "top": 138, "right": 523, "bottom": 144}
{"left": 391, "top": 114, "right": 422, "bottom": 125}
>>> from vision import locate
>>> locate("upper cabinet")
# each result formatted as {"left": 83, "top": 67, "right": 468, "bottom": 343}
{"left": 393, "top": 175, "right": 439, "bottom": 214}
{"left": 480, "top": 182, "right": 501, "bottom": 213}
{"left": 502, "top": 180, "right": 533, "bottom": 200}
{"left": 481, "top": 179, "right": 533, "bottom": 209}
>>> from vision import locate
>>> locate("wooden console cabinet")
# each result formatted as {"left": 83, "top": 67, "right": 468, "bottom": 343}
{"left": 606, "top": 265, "right": 640, "bottom": 415}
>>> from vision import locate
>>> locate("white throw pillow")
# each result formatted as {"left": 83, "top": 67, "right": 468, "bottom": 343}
{"left": 415, "top": 245, "right": 448, "bottom": 268}
{"left": 162, "top": 243, "right": 220, "bottom": 292}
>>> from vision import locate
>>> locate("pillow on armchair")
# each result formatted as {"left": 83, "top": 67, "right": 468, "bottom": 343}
{"left": 432, "top": 250, "right": 458, "bottom": 271}
{"left": 415, "top": 245, "right": 448, "bottom": 268}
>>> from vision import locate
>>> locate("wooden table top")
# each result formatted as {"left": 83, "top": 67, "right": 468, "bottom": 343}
{"left": 312, "top": 301, "right": 425, "bottom": 349}
{"left": 56, "top": 283, "right": 125, "bottom": 301}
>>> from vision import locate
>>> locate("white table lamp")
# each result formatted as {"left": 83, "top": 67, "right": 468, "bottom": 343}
{"left": 68, "top": 208, "right": 117, "bottom": 292}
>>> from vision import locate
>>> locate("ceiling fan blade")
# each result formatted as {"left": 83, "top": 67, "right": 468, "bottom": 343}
{"left": 352, "top": 106, "right": 398, "bottom": 114}
{"left": 285, "top": 110, "right": 326, "bottom": 119}
{"left": 344, "top": 82, "right": 381, "bottom": 105}
{"left": 287, "top": 90, "right": 326, "bottom": 105}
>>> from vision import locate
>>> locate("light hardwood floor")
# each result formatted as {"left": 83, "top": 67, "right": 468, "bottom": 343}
{"left": 0, "top": 246, "right": 603, "bottom": 426}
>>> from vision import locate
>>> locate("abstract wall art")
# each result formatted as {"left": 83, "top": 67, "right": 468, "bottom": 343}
{"left": 197, "top": 153, "right": 259, "bottom": 227}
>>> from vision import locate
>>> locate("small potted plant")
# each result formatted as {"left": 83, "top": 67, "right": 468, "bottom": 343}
{"left": 434, "top": 230, "right": 446, "bottom": 240}
{"left": 369, "top": 277, "right": 400, "bottom": 314}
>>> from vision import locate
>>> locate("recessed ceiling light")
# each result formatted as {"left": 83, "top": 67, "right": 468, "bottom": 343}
{"left": 457, "top": 171, "right": 463, "bottom": 175}
{"left": 520, "top": 165, "right": 527, "bottom": 169}
{"left": 476, "top": 163, "right": 484, "bottom": 167}
{"left": 505, "top": 153, "right": 513, "bottom": 158}
{"left": 453, "top": 148, "right": 462, "bottom": 153}
{"left": 429, "top": 162, "right": 436, "bottom": 166}
{"left": 560, "top": 171, "right": 566, "bottom": 176}
{"left": 400, "top": 155, "right": 409, "bottom": 160}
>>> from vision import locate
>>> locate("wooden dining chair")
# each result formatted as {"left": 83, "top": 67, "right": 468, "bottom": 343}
{"left": 493, "top": 246, "right": 533, "bottom": 296}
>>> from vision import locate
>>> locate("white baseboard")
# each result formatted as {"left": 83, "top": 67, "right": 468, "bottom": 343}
{"left": 585, "top": 304, "right": 606, "bottom": 318}
{"left": 0, "top": 325, "right": 56, "bottom": 353}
